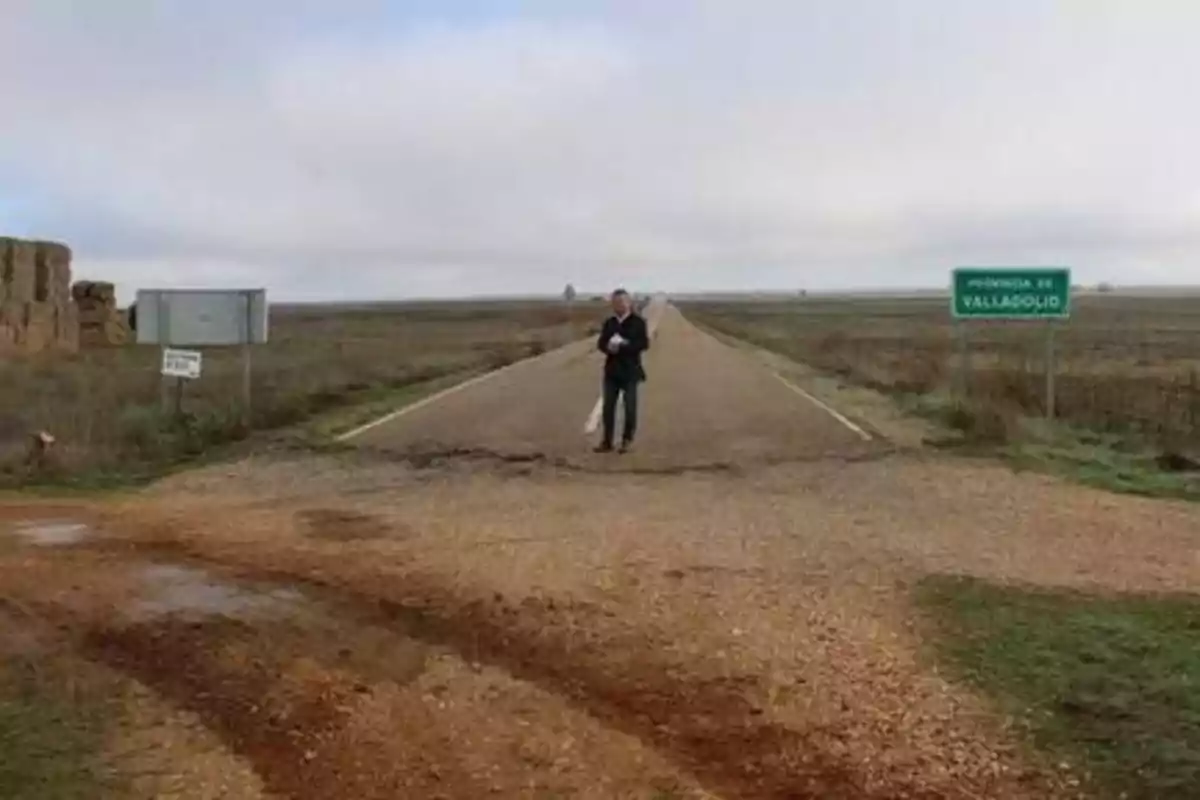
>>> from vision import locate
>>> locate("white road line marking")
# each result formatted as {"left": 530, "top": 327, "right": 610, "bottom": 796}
{"left": 583, "top": 396, "right": 603, "bottom": 435}
{"left": 771, "top": 372, "right": 873, "bottom": 441}
{"left": 345, "top": 299, "right": 672, "bottom": 444}
{"left": 338, "top": 347, "right": 563, "bottom": 442}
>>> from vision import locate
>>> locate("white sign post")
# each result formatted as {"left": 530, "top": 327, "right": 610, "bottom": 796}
{"left": 161, "top": 348, "right": 202, "bottom": 416}
{"left": 135, "top": 289, "right": 269, "bottom": 422}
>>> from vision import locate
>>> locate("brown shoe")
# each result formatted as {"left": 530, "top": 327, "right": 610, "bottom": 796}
{"left": 593, "top": 443, "right": 614, "bottom": 454}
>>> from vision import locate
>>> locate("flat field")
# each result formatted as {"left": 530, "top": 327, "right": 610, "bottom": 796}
{"left": 684, "top": 293, "right": 1200, "bottom": 448}
{"left": 4, "top": 300, "right": 1200, "bottom": 798}
{"left": 0, "top": 300, "right": 602, "bottom": 483}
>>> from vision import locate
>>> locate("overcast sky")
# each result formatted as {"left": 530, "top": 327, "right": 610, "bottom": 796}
{"left": 2, "top": 1, "right": 1198, "bottom": 300}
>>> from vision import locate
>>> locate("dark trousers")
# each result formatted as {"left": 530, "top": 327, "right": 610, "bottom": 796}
{"left": 601, "top": 375, "right": 639, "bottom": 446}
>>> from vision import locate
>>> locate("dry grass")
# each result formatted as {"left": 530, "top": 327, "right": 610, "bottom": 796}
{"left": 0, "top": 299, "right": 603, "bottom": 484}
{"left": 685, "top": 294, "right": 1200, "bottom": 449}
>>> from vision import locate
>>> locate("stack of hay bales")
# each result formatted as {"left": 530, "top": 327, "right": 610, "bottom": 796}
{"left": 0, "top": 237, "right": 79, "bottom": 355}
{"left": 28, "top": 241, "right": 74, "bottom": 353}
{"left": 1, "top": 238, "right": 35, "bottom": 352}
{"left": 73, "top": 281, "right": 131, "bottom": 347}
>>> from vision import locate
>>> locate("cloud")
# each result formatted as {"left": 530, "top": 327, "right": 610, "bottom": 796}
{"left": 1, "top": 0, "right": 1198, "bottom": 299}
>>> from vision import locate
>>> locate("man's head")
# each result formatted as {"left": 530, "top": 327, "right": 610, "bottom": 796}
{"left": 611, "top": 288, "right": 632, "bottom": 316}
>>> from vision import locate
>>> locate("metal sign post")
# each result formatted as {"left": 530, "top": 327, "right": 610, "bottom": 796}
{"left": 136, "top": 288, "right": 269, "bottom": 422}
{"left": 160, "top": 347, "right": 203, "bottom": 417}
{"left": 955, "top": 320, "right": 969, "bottom": 400}
{"left": 951, "top": 267, "right": 1071, "bottom": 417}
{"left": 1045, "top": 323, "right": 1057, "bottom": 419}
{"left": 242, "top": 291, "right": 254, "bottom": 424}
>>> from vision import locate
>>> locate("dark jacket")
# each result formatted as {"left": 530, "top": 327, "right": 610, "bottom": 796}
{"left": 597, "top": 312, "right": 650, "bottom": 383}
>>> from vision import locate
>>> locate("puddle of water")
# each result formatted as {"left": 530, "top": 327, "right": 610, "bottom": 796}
{"left": 7, "top": 519, "right": 93, "bottom": 546}
{"left": 131, "top": 564, "right": 305, "bottom": 622}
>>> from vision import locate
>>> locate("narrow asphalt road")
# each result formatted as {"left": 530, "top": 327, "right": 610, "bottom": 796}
{"left": 351, "top": 303, "right": 880, "bottom": 470}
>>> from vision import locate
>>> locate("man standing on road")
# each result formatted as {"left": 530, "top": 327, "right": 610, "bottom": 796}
{"left": 595, "top": 288, "right": 650, "bottom": 454}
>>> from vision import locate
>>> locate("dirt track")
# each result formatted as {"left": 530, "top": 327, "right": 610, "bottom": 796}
{"left": 4, "top": 305, "right": 1200, "bottom": 798}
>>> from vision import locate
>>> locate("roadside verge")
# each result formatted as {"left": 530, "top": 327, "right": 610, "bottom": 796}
{"left": 689, "top": 319, "right": 938, "bottom": 450}
{"left": 692, "top": 317, "right": 1200, "bottom": 501}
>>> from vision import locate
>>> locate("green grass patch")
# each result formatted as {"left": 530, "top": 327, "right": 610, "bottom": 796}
{"left": 0, "top": 663, "right": 115, "bottom": 799}
{"left": 910, "top": 393, "right": 1200, "bottom": 501}
{"left": 917, "top": 574, "right": 1200, "bottom": 799}
{"left": 1003, "top": 439, "right": 1200, "bottom": 501}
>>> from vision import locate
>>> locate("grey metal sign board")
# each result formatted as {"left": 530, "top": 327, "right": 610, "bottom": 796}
{"left": 135, "top": 289, "right": 269, "bottom": 346}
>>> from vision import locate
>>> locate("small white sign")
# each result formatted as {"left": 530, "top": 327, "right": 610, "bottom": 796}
{"left": 161, "top": 348, "right": 202, "bottom": 380}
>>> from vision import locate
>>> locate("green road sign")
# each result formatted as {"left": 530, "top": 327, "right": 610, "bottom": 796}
{"left": 951, "top": 267, "right": 1071, "bottom": 320}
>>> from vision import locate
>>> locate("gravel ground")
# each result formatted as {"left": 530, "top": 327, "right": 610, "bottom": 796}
{"left": 3, "top": 306, "right": 1197, "bottom": 797}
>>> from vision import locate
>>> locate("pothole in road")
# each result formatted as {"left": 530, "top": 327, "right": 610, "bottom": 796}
{"left": 130, "top": 564, "right": 305, "bottom": 622}
{"left": 6, "top": 519, "right": 93, "bottom": 546}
